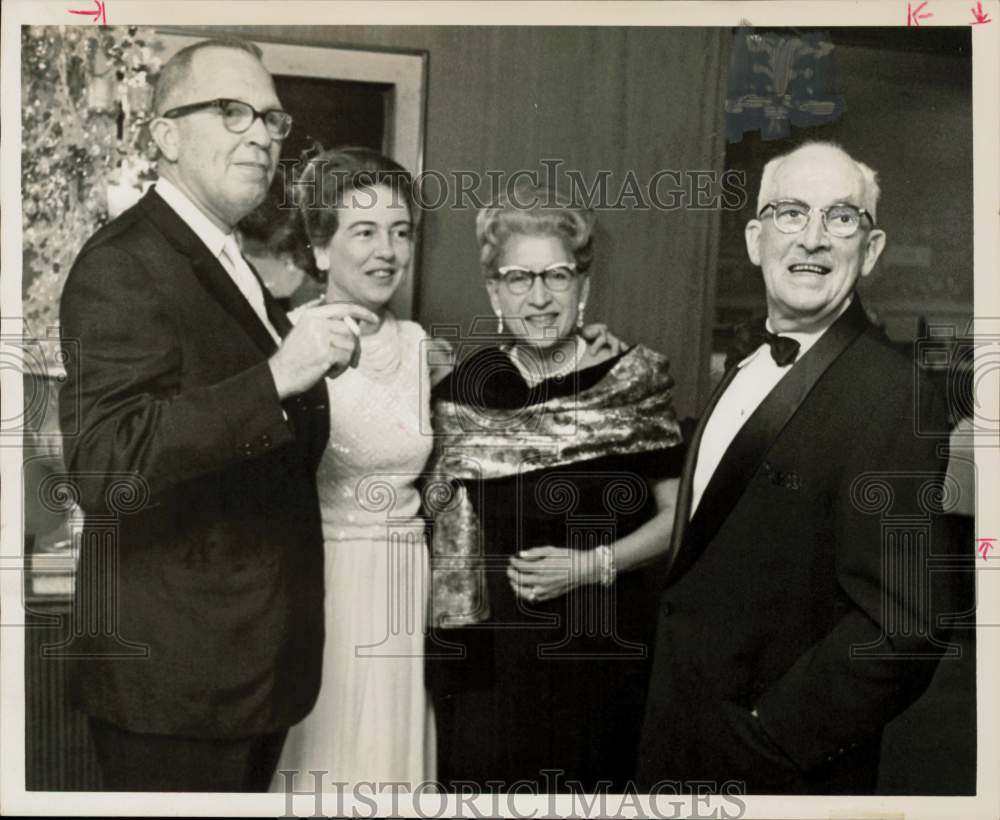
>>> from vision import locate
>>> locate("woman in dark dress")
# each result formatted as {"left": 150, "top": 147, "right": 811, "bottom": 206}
{"left": 427, "top": 184, "right": 684, "bottom": 792}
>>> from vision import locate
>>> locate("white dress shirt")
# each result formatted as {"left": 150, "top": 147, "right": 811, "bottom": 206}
{"left": 690, "top": 299, "right": 852, "bottom": 516}
{"left": 155, "top": 178, "right": 281, "bottom": 344}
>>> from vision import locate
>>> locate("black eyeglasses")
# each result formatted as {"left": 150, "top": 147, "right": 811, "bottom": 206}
{"left": 160, "top": 98, "right": 293, "bottom": 140}
{"left": 494, "top": 262, "right": 579, "bottom": 295}
{"left": 758, "top": 199, "right": 875, "bottom": 239}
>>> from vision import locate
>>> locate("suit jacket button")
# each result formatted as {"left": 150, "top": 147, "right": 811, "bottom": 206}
{"left": 661, "top": 602, "right": 673, "bottom": 616}
{"left": 260, "top": 434, "right": 271, "bottom": 448}
{"left": 240, "top": 443, "right": 253, "bottom": 456}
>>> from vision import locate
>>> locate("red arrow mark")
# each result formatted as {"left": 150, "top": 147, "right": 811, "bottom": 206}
{"left": 68, "top": 0, "right": 107, "bottom": 25}
{"left": 907, "top": 0, "right": 934, "bottom": 26}
{"left": 971, "top": 0, "right": 992, "bottom": 23}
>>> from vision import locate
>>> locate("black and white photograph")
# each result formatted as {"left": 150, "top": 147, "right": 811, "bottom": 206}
{"left": 1, "top": 1, "right": 998, "bottom": 818}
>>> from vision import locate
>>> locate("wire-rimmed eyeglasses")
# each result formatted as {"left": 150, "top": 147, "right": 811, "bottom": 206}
{"left": 758, "top": 199, "right": 875, "bottom": 239}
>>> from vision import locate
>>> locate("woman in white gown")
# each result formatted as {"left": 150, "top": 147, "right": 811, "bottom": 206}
{"left": 271, "top": 147, "right": 434, "bottom": 788}
{"left": 270, "top": 148, "right": 620, "bottom": 792}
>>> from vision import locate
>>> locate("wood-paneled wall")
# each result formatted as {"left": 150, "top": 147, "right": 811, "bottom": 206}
{"left": 181, "top": 25, "right": 730, "bottom": 416}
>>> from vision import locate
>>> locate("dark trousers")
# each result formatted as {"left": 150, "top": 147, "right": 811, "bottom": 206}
{"left": 88, "top": 717, "right": 287, "bottom": 792}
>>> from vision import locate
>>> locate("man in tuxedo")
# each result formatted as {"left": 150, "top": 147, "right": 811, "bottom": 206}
{"left": 637, "top": 142, "right": 958, "bottom": 794}
{"left": 58, "top": 37, "right": 375, "bottom": 791}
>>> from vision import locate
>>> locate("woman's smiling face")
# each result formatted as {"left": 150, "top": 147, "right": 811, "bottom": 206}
{"left": 486, "top": 232, "right": 588, "bottom": 347}
{"left": 317, "top": 183, "right": 413, "bottom": 312}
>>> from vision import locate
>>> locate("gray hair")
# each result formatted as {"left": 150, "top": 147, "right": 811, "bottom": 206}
{"left": 756, "top": 141, "right": 881, "bottom": 223}
{"left": 475, "top": 182, "right": 596, "bottom": 278}
{"left": 153, "top": 37, "right": 265, "bottom": 115}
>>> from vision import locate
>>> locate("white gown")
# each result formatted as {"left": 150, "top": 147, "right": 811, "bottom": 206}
{"left": 273, "top": 313, "right": 435, "bottom": 790}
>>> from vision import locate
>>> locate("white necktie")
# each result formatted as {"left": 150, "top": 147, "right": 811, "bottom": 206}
{"left": 219, "top": 235, "right": 282, "bottom": 344}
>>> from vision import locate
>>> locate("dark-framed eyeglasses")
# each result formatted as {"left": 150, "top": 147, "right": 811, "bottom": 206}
{"left": 160, "top": 98, "right": 293, "bottom": 140}
{"left": 494, "top": 262, "right": 579, "bottom": 294}
{"left": 758, "top": 199, "right": 875, "bottom": 239}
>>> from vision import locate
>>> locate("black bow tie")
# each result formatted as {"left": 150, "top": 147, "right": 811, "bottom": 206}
{"left": 724, "top": 318, "right": 802, "bottom": 370}
{"left": 761, "top": 327, "right": 801, "bottom": 367}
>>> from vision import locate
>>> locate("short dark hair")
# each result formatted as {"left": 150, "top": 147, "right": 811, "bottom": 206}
{"left": 288, "top": 146, "right": 415, "bottom": 283}
{"left": 153, "top": 37, "right": 265, "bottom": 115}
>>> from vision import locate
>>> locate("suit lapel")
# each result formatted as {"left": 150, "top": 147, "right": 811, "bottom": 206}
{"left": 666, "top": 299, "right": 871, "bottom": 585}
{"left": 245, "top": 257, "right": 292, "bottom": 339}
{"left": 139, "top": 190, "right": 283, "bottom": 353}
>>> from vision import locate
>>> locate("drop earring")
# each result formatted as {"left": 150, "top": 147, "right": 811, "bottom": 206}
{"left": 576, "top": 302, "right": 586, "bottom": 330}
{"left": 496, "top": 310, "right": 504, "bottom": 334}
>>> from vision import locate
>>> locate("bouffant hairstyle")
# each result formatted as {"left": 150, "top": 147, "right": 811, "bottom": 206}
{"left": 288, "top": 146, "right": 414, "bottom": 282}
{"left": 475, "top": 182, "right": 596, "bottom": 278}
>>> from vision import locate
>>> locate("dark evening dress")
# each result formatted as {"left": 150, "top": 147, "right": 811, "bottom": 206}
{"left": 427, "top": 345, "right": 684, "bottom": 792}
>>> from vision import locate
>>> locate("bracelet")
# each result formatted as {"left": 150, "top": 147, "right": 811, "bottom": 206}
{"left": 594, "top": 545, "right": 616, "bottom": 586}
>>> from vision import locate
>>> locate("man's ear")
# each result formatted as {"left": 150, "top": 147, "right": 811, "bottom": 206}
{"left": 745, "top": 220, "right": 763, "bottom": 266}
{"left": 860, "top": 229, "right": 887, "bottom": 278}
{"left": 149, "top": 117, "right": 180, "bottom": 163}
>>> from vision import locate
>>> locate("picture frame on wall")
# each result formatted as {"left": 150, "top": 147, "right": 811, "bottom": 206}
{"left": 153, "top": 29, "right": 428, "bottom": 318}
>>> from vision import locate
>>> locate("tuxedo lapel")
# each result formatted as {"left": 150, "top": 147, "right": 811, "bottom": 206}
{"left": 666, "top": 299, "right": 871, "bottom": 585}
{"left": 662, "top": 365, "right": 739, "bottom": 581}
{"left": 139, "top": 190, "right": 281, "bottom": 354}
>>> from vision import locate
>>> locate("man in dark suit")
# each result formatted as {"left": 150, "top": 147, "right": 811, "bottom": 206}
{"left": 58, "top": 37, "right": 375, "bottom": 791}
{"left": 636, "top": 142, "right": 959, "bottom": 794}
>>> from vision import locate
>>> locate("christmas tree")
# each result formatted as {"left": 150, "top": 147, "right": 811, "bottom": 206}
{"left": 21, "top": 25, "right": 162, "bottom": 367}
